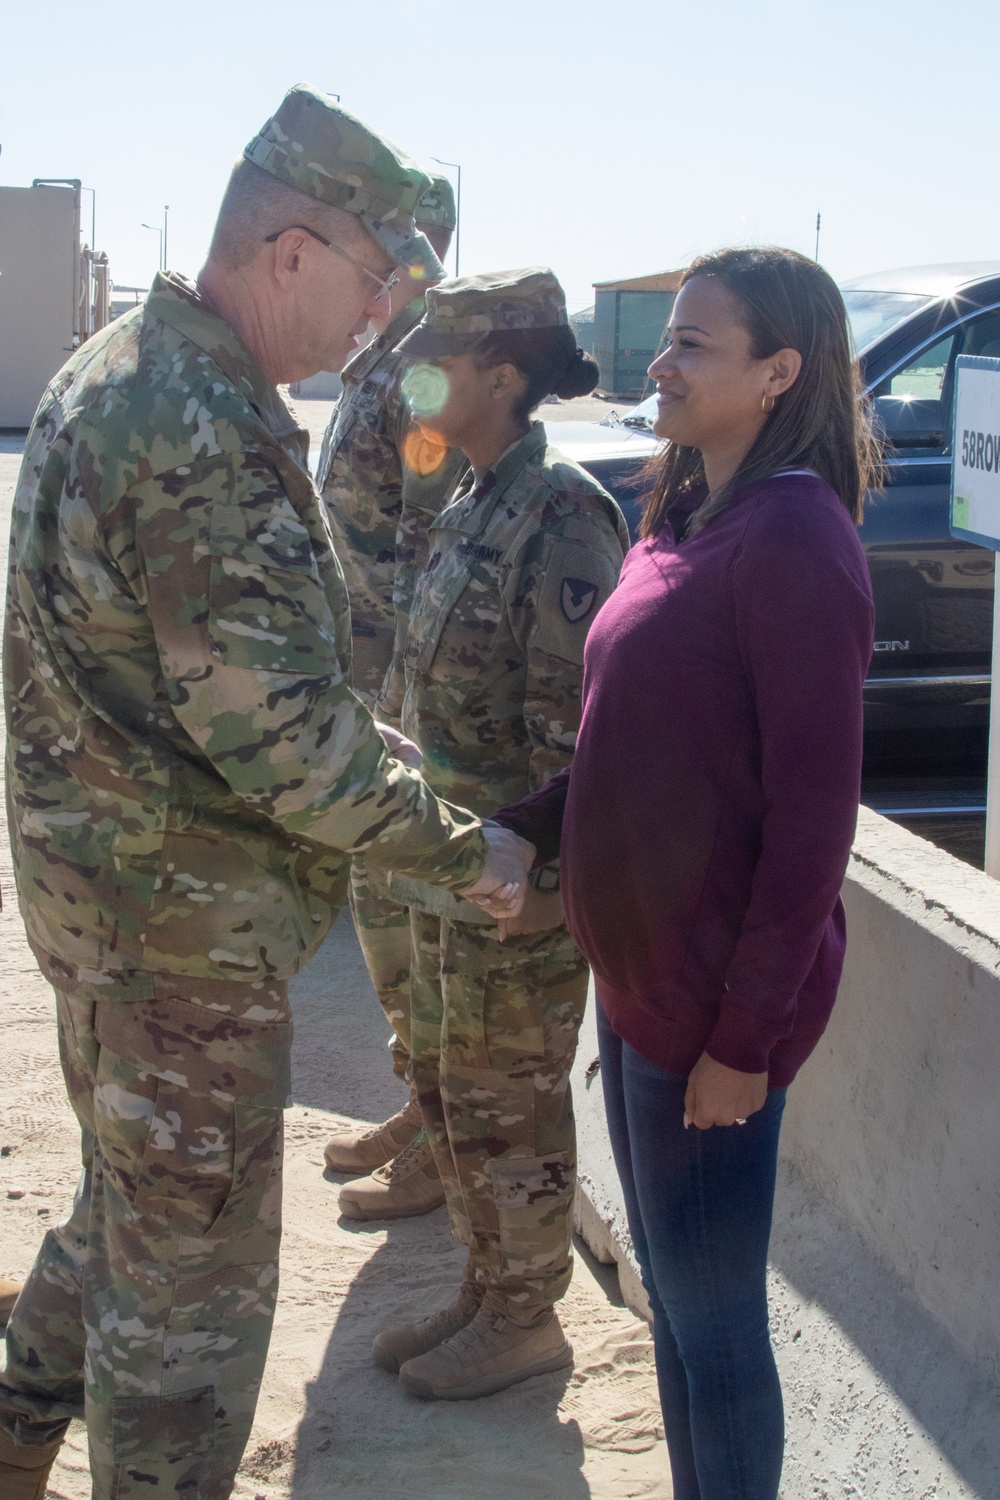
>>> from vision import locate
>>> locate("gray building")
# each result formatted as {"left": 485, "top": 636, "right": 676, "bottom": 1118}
{"left": 593, "top": 269, "right": 684, "bottom": 399}
{"left": 0, "top": 181, "right": 110, "bottom": 427}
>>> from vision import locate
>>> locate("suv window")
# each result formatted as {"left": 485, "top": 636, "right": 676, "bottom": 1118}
{"left": 875, "top": 306, "right": 1000, "bottom": 452}
{"left": 886, "top": 335, "right": 955, "bottom": 399}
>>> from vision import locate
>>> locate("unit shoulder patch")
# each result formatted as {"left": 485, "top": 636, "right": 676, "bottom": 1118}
{"left": 560, "top": 576, "right": 599, "bottom": 624}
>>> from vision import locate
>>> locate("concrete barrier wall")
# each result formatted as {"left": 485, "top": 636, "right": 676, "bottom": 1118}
{"left": 781, "top": 806, "right": 1000, "bottom": 1377}
{"left": 571, "top": 806, "right": 1000, "bottom": 1491}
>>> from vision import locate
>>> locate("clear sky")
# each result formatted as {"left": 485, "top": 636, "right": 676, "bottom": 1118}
{"left": 2, "top": 0, "right": 998, "bottom": 315}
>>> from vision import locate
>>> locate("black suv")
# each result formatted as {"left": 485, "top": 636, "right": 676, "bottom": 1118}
{"left": 549, "top": 262, "right": 1000, "bottom": 775}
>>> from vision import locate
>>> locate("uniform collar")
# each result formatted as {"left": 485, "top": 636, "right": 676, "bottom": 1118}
{"left": 145, "top": 271, "right": 302, "bottom": 443}
{"left": 439, "top": 422, "right": 549, "bottom": 533}
{"left": 340, "top": 294, "right": 428, "bottom": 386}
{"left": 480, "top": 421, "right": 548, "bottom": 503}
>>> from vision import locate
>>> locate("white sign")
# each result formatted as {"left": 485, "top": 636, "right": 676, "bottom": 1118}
{"left": 950, "top": 354, "right": 1000, "bottom": 878}
{"left": 951, "top": 354, "right": 1000, "bottom": 548}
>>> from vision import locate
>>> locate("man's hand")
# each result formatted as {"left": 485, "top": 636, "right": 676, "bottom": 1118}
{"left": 683, "top": 1051, "right": 768, "bottom": 1130}
{"left": 497, "top": 886, "right": 564, "bottom": 940}
{"left": 461, "top": 826, "right": 535, "bottom": 917}
{"left": 375, "top": 721, "right": 423, "bottom": 770}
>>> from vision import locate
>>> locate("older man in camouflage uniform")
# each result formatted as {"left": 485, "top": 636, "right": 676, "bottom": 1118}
{"left": 0, "top": 87, "right": 529, "bottom": 1499}
{"left": 317, "top": 177, "right": 467, "bottom": 1222}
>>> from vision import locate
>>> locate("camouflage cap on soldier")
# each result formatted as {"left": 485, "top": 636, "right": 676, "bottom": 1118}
{"left": 397, "top": 267, "right": 567, "bottom": 360}
{"left": 415, "top": 174, "right": 457, "bottom": 232}
{"left": 244, "top": 83, "right": 444, "bottom": 279}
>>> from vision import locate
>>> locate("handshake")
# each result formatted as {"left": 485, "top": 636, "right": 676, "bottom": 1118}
{"left": 462, "top": 823, "right": 536, "bottom": 923}
{"left": 377, "top": 722, "right": 536, "bottom": 930}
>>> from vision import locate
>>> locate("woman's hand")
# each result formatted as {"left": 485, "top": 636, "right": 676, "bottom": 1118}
{"left": 375, "top": 721, "right": 423, "bottom": 770}
{"left": 497, "top": 886, "right": 565, "bottom": 940}
{"left": 462, "top": 827, "right": 535, "bottom": 917}
{"left": 683, "top": 1051, "right": 768, "bottom": 1130}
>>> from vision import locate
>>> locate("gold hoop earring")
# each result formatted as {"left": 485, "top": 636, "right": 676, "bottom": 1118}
{"left": 762, "top": 393, "right": 776, "bottom": 414}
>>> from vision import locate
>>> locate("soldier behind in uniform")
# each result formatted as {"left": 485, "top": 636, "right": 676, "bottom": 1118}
{"left": 317, "top": 176, "right": 469, "bottom": 1224}
{"left": 0, "top": 86, "right": 530, "bottom": 1499}
{"left": 370, "top": 269, "right": 631, "bottom": 1400}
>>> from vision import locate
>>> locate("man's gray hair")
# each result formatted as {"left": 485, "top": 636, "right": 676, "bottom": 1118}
{"left": 208, "top": 158, "right": 368, "bottom": 270}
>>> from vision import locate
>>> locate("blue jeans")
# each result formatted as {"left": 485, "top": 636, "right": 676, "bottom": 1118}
{"left": 597, "top": 1001, "right": 786, "bottom": 1500}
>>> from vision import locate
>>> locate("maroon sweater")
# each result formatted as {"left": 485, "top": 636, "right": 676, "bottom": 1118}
{"left": 494, "top": 473, "right": 874, "bottom": 1089}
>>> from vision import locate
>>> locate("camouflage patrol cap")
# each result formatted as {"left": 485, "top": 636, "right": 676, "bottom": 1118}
{"left": 415, "top": 174, "right": 457, "bottom": 232}
{"left": 397, "top": 267, "right": 567, "bottom": 359}
{"left": 244, "top": 83, "right": 444, "bottom": 278}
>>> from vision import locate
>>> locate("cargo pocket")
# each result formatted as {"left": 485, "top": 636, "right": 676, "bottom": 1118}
{"left": 131, "top": 1075, "right": 238, "bottom": 1238}
{"left": 193, "top": 1097, "right": 283, "bottom": 1264}
{"left": 491, "top": 1151, "right": 576, "bottom": 1285}
{"left": 94, "top": 997, "right": 289, "bottom": 1259}
{"left": 438, "top": 1061, "right": 536, "bottom": 1147}
{"left": 111, "top": 1384, "right": 215, "bottom": 1467}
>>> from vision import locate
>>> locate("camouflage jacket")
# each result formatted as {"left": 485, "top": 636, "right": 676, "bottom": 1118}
{"left": 392, "top": 424, "right": 627, "bottom": 919}
{"left": 316, "top": 298, "right": 466, "bottom": 714}
{"left": 3, "top": 272, "right": 485, "bottom": 998}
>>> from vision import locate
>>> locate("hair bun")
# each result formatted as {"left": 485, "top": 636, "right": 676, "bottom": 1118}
{"left": 553, "top": 346, "right": 600, "bottom": 401}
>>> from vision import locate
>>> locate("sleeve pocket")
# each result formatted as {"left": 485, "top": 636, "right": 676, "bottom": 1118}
{"left": 530, "top": 540, "right": 621, "bottom": 666}
{"left": 208, "top": 500, "right": 341, "bottom": 674}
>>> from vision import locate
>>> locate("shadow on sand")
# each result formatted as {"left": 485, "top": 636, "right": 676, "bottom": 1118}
{"left": 278, "top": 918, "right": 592, "bottom": 1499}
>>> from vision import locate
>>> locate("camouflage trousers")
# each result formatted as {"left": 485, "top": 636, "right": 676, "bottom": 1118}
{"left": 349, "top": 859, "right": 413, "bottom": 1082}
{"left": 0, "top": 975, "right": 291, "bottom": 1499}
{"left": 409, "top": 912, "right": 589, "bottom": 1319}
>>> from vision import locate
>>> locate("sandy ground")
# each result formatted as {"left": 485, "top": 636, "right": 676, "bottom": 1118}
{"left": 290, "top": 394, "right": 629, "bottom": 458}
{"left": 0, "top": 430, "right": 671, "bottom": 1497}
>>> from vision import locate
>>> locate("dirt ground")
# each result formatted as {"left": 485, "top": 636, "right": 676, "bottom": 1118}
{"left": 0, "top": 432, "right": 671, "bottom": 1498}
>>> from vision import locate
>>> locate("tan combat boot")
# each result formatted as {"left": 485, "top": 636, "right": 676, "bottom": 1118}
{"left": 398, "top": 1298, "right": 573, "bottom": 1400}
{"left": 0, "top": 1428, "right": 64, "bottom": 1500}
{"left": 373, "top": 1280, "right": 482, "bottom": 1373}
{"left": 324, "top": 1090, "right": 423, "bottom": 1174}
{"left": 338, "top": 1135, "right": 445, "bottom": 1221}
{"left": 0, "top": 1278, "right": 22, "bottom": 1328}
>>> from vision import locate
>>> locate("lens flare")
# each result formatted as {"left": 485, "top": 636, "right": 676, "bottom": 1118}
{"left": 401, "top": 362, "right": 449, "bottom": 420}
{"left": 403, "top": 428, "right": 449, "bottom": 476}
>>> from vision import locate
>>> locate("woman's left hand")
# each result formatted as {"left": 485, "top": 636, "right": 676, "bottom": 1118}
{"left": 375, "top": 721, "right": 423, "bottom": 770}
{"left": 497, "top": 886, "right": 565, "bottom": 940}
{"left": 683, "top": 1052, "right": 768, "bottom": 1130}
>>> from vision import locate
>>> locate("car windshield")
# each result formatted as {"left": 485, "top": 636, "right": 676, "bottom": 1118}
{"left": 622, "top": 394, "right": 658, "bottom": 430}
{"left": 841, "top": 290, "right": 935, "bottom": 354}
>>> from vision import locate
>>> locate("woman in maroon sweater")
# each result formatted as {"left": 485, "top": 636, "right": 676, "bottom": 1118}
{"left": 489, "top": 248, "right": 877, "bottom": 1500}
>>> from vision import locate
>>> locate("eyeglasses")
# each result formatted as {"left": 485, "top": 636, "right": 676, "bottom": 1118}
{"left": 263, "top": 224, "right": 400, "bottom": 302}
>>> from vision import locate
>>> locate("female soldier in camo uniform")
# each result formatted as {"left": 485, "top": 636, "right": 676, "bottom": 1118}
{"left": 371, "top": 268, "right": 629, "bottom": 1400}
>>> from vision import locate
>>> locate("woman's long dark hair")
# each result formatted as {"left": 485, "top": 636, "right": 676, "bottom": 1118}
{"left": 640, "top": 246, "right": 882, "bottom": 540}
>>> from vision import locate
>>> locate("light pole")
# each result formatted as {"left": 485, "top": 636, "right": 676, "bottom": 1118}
{"left": 142, "top": 221, "right": 164, "bottom": 272}
{"left": 432, "top": 157, "right": 462, "bottom": 277}
{"left": 163, "top": 205, "right": 169, "bottom": 269}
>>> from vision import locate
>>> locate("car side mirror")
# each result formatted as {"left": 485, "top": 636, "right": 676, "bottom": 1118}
{"left": 872, "top": 394, "right": 946, "bottom": 450}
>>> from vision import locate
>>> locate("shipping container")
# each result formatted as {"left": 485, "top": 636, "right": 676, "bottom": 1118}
{"left": 592, "top": 270, "right": 684, "bottom": 399}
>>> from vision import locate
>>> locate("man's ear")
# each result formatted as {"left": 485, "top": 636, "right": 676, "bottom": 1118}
{"left": 268, "top": 228, "right": 310, "bottom": 289}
